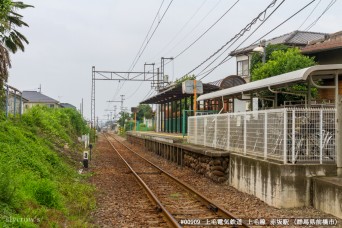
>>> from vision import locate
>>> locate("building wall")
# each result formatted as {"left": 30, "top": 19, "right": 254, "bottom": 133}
{"left": 310, "top": 49, "right": 342, "bottom": 65}
{"left": 23, "top": 102, "right": 59, "bottom": 112}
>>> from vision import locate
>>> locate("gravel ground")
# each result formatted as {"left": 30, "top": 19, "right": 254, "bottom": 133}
{"left": 117, "top": 135, "right": 342, "bottom": 228}
{"left": 90, "top": 135, "right": 167, "bottom": 227}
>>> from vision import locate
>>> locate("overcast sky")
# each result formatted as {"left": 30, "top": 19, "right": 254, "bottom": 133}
{"left": 8, "top": 0, "right": 342, "bottom": 123}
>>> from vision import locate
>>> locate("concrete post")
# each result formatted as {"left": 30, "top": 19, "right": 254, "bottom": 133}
{"left": 337, "top": 94, "right": 342, "bottom": 176}
{"left": 336, "top": 73, "right": 342, "bottom": 176}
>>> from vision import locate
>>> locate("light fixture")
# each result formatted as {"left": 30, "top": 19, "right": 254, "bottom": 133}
{"left": 252, "top": 46, "right": 265, "bottom": 53}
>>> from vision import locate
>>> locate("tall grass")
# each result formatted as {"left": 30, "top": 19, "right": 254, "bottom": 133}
{"left": 0, "top": 106, "right": 95, "bottom": 227}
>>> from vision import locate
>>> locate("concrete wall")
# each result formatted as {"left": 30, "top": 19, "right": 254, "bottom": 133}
{"left": 313, "top": 177, "right": 342, "bottom": 218}
{"left": 229, "top": 153, "right": 336, "bottom": 208}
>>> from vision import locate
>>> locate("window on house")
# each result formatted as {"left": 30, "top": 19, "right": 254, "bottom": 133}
{"left": 237, "top": 60, "right": 249, "bottom": 76}
{"left": 48, "top": 104, "right": 54, "bottom": 108}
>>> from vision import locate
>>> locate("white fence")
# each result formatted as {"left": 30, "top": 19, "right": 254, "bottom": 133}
{"left": 188, "top": 108, "right": 336, "bottom": 164}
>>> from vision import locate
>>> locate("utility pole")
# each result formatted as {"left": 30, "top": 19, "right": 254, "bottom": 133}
{"left": 81, "top": 98, "right": 84, "bottom": 117}
{"left": 107, "top": 95, "right": 125, "bottom": 112}
{"left": 161, "top": 57, "right": 174, "bottom": 87}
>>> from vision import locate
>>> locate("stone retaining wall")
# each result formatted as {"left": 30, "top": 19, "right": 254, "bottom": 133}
{"left": 183, "top": 152, "right": 229, "bottom": 183}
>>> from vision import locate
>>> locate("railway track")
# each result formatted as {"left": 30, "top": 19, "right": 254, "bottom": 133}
{"left": 104, "top": 133, "right": 249, "bottom": 227}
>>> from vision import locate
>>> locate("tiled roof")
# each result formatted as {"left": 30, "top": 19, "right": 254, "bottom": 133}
{"left": 60, "top": 103, "right": 76, "bottom": 109}
{"left": 301, "top": 31, "right": 342, "bottom": 54}
{"left": 230, "top": 30, "right": 327, "bottom": 56}
{"left": 22, "top": 91, "right": 59, "bottom": 103}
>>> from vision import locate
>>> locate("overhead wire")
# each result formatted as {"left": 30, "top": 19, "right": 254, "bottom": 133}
{"left": 130, "top": 0, "right": 175, "bottom": 71}
{"left": 297, "top": 0, "right": 321, "bottom": 30}
{"left": 148, "top": 0, "right": 208, "bottom": 61}
{"left": 183, "top": 0, "right": 279, "bottom": 78}
{"left": 128, "top": 0, "right": 166, "bottom": 72}
{"left": 304, "top": 0, "right": 336, "bottom": 31}
{"left": 196, "top": 0, "right": 286, "bottom": 78}
{"left": 158, "top": 0, "right": 223, "bottom": 62}
{"left": 109, "top": 0, "right": 174, "bottom": 109}
{"left": 172, "top": 0, "right": 240, "bottom": 60}
{"left": 198, "top": 0, "right": 317, "bottom": 80}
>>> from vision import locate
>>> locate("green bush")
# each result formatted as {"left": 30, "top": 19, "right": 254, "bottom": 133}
{"left": 32, "top": 179, "right": 60, "bottom": 208}
{"left": 0, "top": 166, "right": 16, "bottom": 204}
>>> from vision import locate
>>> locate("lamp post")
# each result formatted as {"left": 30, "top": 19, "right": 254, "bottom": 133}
{"left": 253, "top": 39, "right": 266, "bottom": 63}
{"left": 252, "top": 40, "right": 267, "bottom": 110}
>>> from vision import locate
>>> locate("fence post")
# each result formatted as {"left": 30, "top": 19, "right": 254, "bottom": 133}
{"left": 264, "top": 112, "right": 268, "bottom": 160}
{"left": 320, "top": 109, "right": 323, "bottom": 164}
{"left": 195, "top": 117, "right": 198, "bottom": 145}
{"left": 283, "top": 109, "right": 288, "bottom": 164}
{"left": 292, "top": 110, "right": 296, "bottom": 164}
{"left": 227, "top": 114, "right": 230, "bottom": 151}
{"left": 244, "top": 113, "right": 247, "bottom": 155}
{"left": 5, "top": 85, "right": 9, "bottom": 117}
{"left": 213, "top": 115, "right": 217, "bottom": 148}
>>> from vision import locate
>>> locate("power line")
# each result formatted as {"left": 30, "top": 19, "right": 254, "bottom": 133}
{"left": 128, "top": 0, "right": 166, "bottom": 72}
{"left": 130, "top": 0, "right": 174, "bottom": 72}
{"left": 199, "top": 0, "right": 317, "bottom": 80}
{"left": 172, "top": 0, "right": 240, "bottom": 60}
{"left": 297, "top": 0, "right": 321, "bottom": 30}
{"left": 111, "top": 0, "right": 174, "bottom": 104}
{"left": 148, "top": 0, "right": 208, "bottom": 61}
{"left": 184, "top": 0, "right": 279, "bottom": 77}
{"left": 304, "top": 0, "right": 336, "bottom": 31}
{"left": 157, "top": 0, "right": 223, "bottom": 62}
{"left": 197, "top": 0, "right": 285, "bottom": 78}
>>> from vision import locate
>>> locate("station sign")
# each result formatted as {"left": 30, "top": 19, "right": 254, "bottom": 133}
{"left": 182, "top": 80, "right": 203, "bottom": 94}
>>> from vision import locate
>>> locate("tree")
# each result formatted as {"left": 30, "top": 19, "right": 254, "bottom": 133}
{"left": 250, "top": 44, "right": 289, "bottom": 76}
{"left": 251, "top": 47, "right": 316, "bottom": 106}
{"left": 1, "top": 1, "right": 33, "bottom": 54}
{"left": 136, "top": 104, "right": 153, "bottom": 121}
{"left": 117, "top": 111, "right": 130, "bottom": 127}
{"left": 0, "top": 1, "right": 32, "bottom": 109}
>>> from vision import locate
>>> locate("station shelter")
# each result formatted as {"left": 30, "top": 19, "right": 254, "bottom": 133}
{"left": 140, "top": 75, "right": 246, "bottom": 134}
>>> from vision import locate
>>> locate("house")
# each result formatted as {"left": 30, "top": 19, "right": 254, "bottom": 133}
{"left": 60, "top": 103, "right": 76, "bottom": 109}
{"left": 229, "top": 30, "right": 327, "bottom": 82}
{"left": 301, "top": 31, "right": 342, "bottom": 101}
{"left": 301, "top": 30, "right": 342, "bottom": 64}
{"left": 22, "top": 91, "right": 60, "bottom": 112}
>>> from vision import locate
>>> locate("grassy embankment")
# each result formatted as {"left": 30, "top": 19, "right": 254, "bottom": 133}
{"left": 0, "top": 106, "right": 95, "bottom": 227}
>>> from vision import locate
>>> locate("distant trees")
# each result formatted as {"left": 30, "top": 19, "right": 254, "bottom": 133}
{"left": 136, "top": 104, "right": 153, "bottom": 122}
{"left": 0, "top": 0, "right": 33, "bottom": 109}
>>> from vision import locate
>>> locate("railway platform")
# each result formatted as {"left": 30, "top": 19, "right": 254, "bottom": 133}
{"left": 126, "top": 130, "right": 342, "bottom": 219}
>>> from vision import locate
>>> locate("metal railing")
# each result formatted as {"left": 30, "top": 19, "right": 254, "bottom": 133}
{"left": 2, "top": 83, "right": 23, "bottom": 117}
{"left": 188, "top": 108, "right": 336, "bottom": 164}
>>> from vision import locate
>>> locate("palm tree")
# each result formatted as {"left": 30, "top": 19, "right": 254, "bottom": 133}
{"left": 1, "top": 1, "right": 33, "bottom": 54}
{"left": 0, "top": 1, "right": 32, "bottom": 109}
{"left": 0, "top": 44, "right": 10, "bottom": 82}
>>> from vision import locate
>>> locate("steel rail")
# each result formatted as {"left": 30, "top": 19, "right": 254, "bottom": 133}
{"left": 103, "top": 133, "right": 180, "bottom": 228}
{"left": 106, "top": 133, "right": 250, "bottom": 228}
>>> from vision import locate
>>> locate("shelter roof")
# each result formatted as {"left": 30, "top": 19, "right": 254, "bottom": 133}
{"left": 208, "top": 75, "right": 246, "bottom": 89}
{"left": 197, "top": 64, "right": 342, "bottom": 101}
{"left": 140, "top": 83, "right": 219, "bottom": 104}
